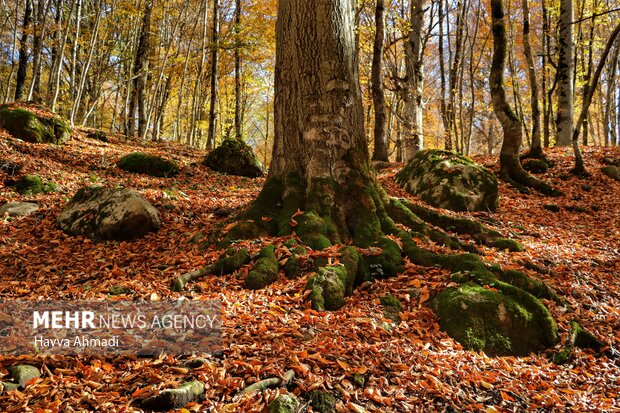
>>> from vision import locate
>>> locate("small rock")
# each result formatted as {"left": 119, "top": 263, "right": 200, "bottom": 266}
{"left": 203, "top": 139, "right": 264, "bottom": 178}
{"left": 269, "top": 394, "right": 300, "bottom": 413}
{"left": 522, "top": 158, "right": 549, "bottom": 174}
{"left": 58, "top": 187, "right": 160, "bottom": 240}
{"left": 7, "top": 365, "right": 41, "bottom": 387}
{"left": 0, "top": 201, "right": 39, "bottom": 217}
{"left": 117, "top": 152, "right": 179, "bottom": 177}
{"left": 601, "top": 166, "right": 620, "bottom": 182}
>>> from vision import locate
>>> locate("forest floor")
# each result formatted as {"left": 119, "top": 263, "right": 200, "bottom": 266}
{"left": 0, "top": 128, "right": 618, "bottom": 412}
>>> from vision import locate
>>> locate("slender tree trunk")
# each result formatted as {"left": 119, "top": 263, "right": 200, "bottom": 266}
{"left": 604, "top": 44, "right": 619, "bottom": 146}
{"left": 402, "top": 0, "right": 426, "bottom": 161}
{"left": 234, "top": 0, "right": 242, "bottom": 140}
{"left": 28, "top": 0, "right": 50, "bottom": 101}
{"left": 571, "top": 21, "right": 620, "bottom": 174}
{"left": 207, "top": 0, "right": 219, "bottom": 150}
{"left": 490, "top": 0, "right": 556, "bottom": 195}
{"left": 438, "top": 0, "right": 451, "bottom": 150}
{"left": 371, "top": 0, "right": 388, "bottom": 162}
{"left": 128, "top": 1, "right": 152, "bottom": 138}
{"left": 15, "top": 0, "right": 33, "bottom": 101}
{"left": 522, "top": 0, "right": 542, "bottom": 158}
{"left": 556, "top": 0, "right": 574, "bottom": 146}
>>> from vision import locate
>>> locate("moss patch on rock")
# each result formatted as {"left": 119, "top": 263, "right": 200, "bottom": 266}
{"left": 433, "top": 283, "right": 558, "bottom": 356}
{"left": 491, "top": 238, "right": 524, "bottom": 252}
{"left": 117, "top": 152, "right": 179, "bottom": 177}
{"left": 601, "top": 165, "right": 620, "bottom": 182}
{"left": 269, "top": 394, "right": 300, "bottom": 413}
{"left": 15, "top": 174, "right": 56, "bottom": 195}
{"left": 395, "top": 149, "right": 499, "bottom": 212}
{"left": 245, "top": 245, "right": 279, "bottom": 290}
{"left": 307, "top": 390, "right": 336, "bottom": 413}
{"left": 0, "top": 106, "right": 71, "bottom": 144}
{"left": 203, "top": 139, "right": 264, "bottom": 178}
{"left": 364, "top": 237, "right": 404, "bottom": 278}
{"left": 380, "top": 293, "right": 402, "bottom": 322}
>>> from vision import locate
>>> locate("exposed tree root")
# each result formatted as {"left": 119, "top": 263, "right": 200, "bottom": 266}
{"left": 237, "top": 369, "right": 295, "bottom": 397}
{"left": 171, "top": 248, "right": 250, "bottom": 292}
{"left": 554, "top": 321, "right": 618, "bottom": 364}
{"left": 140, "top": 380, "right": 205, "bottom": 411}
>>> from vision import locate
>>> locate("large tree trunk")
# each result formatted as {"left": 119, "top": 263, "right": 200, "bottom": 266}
{"left": 403, "top": 0, "right": 426, "bottom": 161}
{"left": 15, "top": 0, "right": 33, "bottom": 101}
{"left": 555, "top": 0, "right": 574, "bottom": 146}
{"left": 371, "top": 0, "right": 388, "bottom": 162}
{"left": 490, "top": 0, "right": 557, "bottom": 195}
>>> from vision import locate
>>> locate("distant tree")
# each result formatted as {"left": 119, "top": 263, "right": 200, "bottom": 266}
{"left": 556, "top": 0, "right": 574, "bottom": 146}
{"left": 15, "top": 0, "right": 32, "bottom": 101}
{"left": 127, "top": 0, "right": 152, "bottom": 138}
{"left": 489, "top": 0, "right": 557, "bottom": 195}
{"left": 371, "top": 0, "right": 388, "bottom": 162}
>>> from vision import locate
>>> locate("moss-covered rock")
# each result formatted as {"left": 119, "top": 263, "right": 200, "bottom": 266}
{"left": 307, "top": 390, "right": 336, "bottom": 413}
{"left": 58, "top": 187, "right": 160, "bottom": 240}
{"left": 141, "top": 380, "right": 205, "bottom": 411}
{"left": 87, "top": 129, "right": 109, "bottom": 142}
{"left": 364, "top": 237, "right": 404, "bottom": 278}
{"left": 601, "top": 165, "right": 620, "bottom": 182}
{"left": 117, "top": 152, "right": 179, "bottom": 177}
{"left": 269, "top": 394, "right": 300, "bottom": 413}
{"left": 432, "top": 283, "right": 558, "bottom": 356}
{"left": 203, "top": 139, "right": 264, "bottom": 178}
{"left": 522, "top": 158, "right": 549, "bottom": 174}
{"left": 0, "top": 106, "right": 71, "bottom": 144}
{"left": 245, "top": 245, "right": 279, "bottom": 290}
{"left": 491, "top": 238, "right": 524, "bottom": 252}
{"left": 15, "top": 174, "right": 56, "bottom": 195}
{"left": 395, "top": 149, "right": 499, "bottom": 212}
{"left": 283, "top": 244, "right": 307, "bottom": 279}
{"left": 380, "top": 293, "right": 402, "bottom": 322}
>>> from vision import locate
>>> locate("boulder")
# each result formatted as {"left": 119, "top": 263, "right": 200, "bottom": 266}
{"left": 0, "top": 105, "right": 71, "bottom": 144}
{"left": 58, "top": 187, "right": 160, "bottom": 240}
{"left": 395, "top": 149, "right": 499, "bottom": 212}
{"left": 601, "top": 165, "right": 620, "bottom": 182}
{"left": 203, "top": 139, "right": 264, "bottom": 178}
{"left": 117, "top": 152, "right": 179, "bottom": 177}
{"left": 0, "top": 201, "right": 39, "bottom": 217}
{"left": 432, "top": 283, "right": 558, "bottom": 356}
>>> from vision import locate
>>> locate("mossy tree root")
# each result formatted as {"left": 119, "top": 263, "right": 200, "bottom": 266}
{"left": 237, "top": 369, "right": 295, "bottom": 397}
{"left": 171, "top": 248, "right": 250, "bottom": 292}
{"left": 140, "top": 380, "right": 205, "bottom": 411}
{"left": 396, "top": 198, "right": 524, "bottom": 251}
{"left": 245, "top": 245, "right": 280, "bottom": 290}
{"left": 499, "top": 166, "right": 562, "bottom": 197}
{"left": 554, "top": 321, "right": 617, "bottom": 364}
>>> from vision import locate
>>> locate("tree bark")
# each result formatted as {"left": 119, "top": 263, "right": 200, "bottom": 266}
{"left": 403, "top": 0, "right": 426, "bottom": 161}
{"left": 522, "top": 0, "right": 542, "bottom": 158}
{"left": 371, "top": 0, "right": 388, "bottom": 162}
{"left": 15, "top": 0, "right": 33, "bottom": 101}
{"left": 556, "top": 0, "right": 574, "bottom": 146}
{"left": 207, "top": 0, "right": 219, "bottom": 150}
{"left": 490, "top": 0, "right": 558, "bottom": 195}
{"left": 234, "top": 0, "right": 243, "bottom": 141}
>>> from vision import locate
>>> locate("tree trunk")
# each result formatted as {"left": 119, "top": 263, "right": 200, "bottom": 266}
{"left": 522, "top": 0, "right": 542, "bottom": 158}
{"left": 438, "top": 0, "right": 450, "bottom": 150}
{"left": 371, "top": 0, "right": 388, "bottom": 162}
{"left": 234, "top": 0, "right": 243, "bottom": 141}
{"left": 604, "top": 44, "right": 619, "bottom": 146}
{"left": 233, "top": 0, "right": 392, "bottom": 248}
{"left": 556, "top": 0, "right": 574, "bottom": 146}
{"left": 403, "top": 0, "right": 426, "bottom": 161}
{"left": 490, "top": 0, "right": 557, "bottom": 195}
{"left": 15, "top": 0, "right": 33, "bottom": 101}
{"left": 206, "top": 0, "right": 219, "bottom": 150}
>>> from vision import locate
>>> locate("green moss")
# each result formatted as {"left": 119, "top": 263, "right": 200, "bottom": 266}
{"left": 203, "top": 139, "right": 264, "bottom": 177}
{"left": 364, "top": 237, "right": 404, "bottom": 278}
{"left": 296, "top": 212, "right": 334, "bottom": 250}
{"left": 221, "top": 220, "right": 264, "bottom": 245}
{"left": 491, "top": 238, "right": 525, "bottom": 252}
{"left": 380, "top": 293, "right": 402, "bottom": 322}
{"left": 312, "top": 256, "right": 329, "bottom": 272}
{"left": 117, "top": 152, "right": 179, "bottom": 177}
{"left": 245, "top": 245, "right": 279, "bottom": 290}
{"left": 15, "top": 175, "right": 43, "bottom": 195}
{"left": 385, "top": 198, "right": 427, "bottom": 233}
{"left": 0, "top": 106, "right": 71, "bottom": 144}
{"left": 212, "top": 248, "right": 250, "bottom": 275}
{"left": 352, "top": 373, "right": 366, "bottom": 388}
{"left": 307, "top": 390, "right": 336, "bottom": 413}
{"left": 269, "top": 394, "right": 299, "bottom": 413}
{"left": 433, "top": 283, "right": 557, "bottom": 356}
{"left": 498, "top": 269, "right": 559, "bottom": 301}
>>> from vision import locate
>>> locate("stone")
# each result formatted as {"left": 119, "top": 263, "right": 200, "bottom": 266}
{"left": 396, "top": 149, "right": 499, "bottom": 212}
{"left": 58, "top": 187, "right": 160, "bottom": 240}
{"left": 203, "top": 139, "right": 264, "bottom": 178}
{"left": 432, "top": 283, "right": 558, "bottom": 356}
{"left": 0, "top": 105, "right": 71, "bottom": 144}
{"left": 7, "top": 365, "right": 41, "bottom": 388}
{"left": 269, "top": 394, "right": 300, "bottom": 413}
{"left": 0, "top": 201, "right": 39, "bottom": 217}
{"left": 601, "top": 165, "right": 620, "bottom": 182}
{"left": 117, "top": 152, "right": 179, "bottom": 177}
